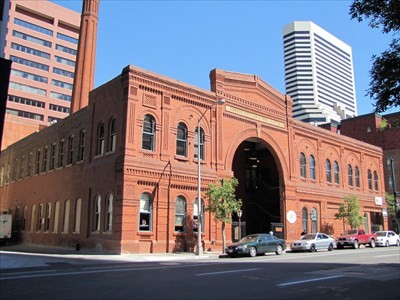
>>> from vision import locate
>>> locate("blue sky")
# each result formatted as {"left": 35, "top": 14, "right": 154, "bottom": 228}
{"left": 52, "top": 0, "right": 397, "bottom": 115}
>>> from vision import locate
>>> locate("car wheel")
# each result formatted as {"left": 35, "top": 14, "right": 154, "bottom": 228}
{"left": 353, "top": 240, "right": 359, "bottom": 249}
{"left": 310, "top": 244, "right": 316, "bottom": 252}
{"left": 249, "top": 246, "right": 257, "bottom": 257}
{"left": 328, "top": 243, "right": 333, "bottom": 251}
{"left": 275, "top": 244, "right": 284, "bottom": 255}
{"left": 385, "top": 240, "right": 389, "bottom": 247}
{"left": 369, "top": 239, "right": 376, "bottom": 248}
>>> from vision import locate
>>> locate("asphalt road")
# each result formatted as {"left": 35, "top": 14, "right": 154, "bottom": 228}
{"left": 1, "top": 247, "right": 399, "bottom": 300}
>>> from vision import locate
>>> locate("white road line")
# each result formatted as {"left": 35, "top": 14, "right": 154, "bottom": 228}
{"left": 277, "top": 275, "right": 343, "bottom": 287}
{"left": 196, "top": 268, "right": 261, "bottom": 276}
{"left": 375, "top": 254, "right": 400, "bottom": 258}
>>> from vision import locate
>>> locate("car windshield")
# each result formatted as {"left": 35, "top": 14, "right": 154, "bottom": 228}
{"left": 301, "top": 234, "right": 316, "bottom": 240}
{"left": 239, "top": 235, "right": 259, "bottom": 243}
{"left": 343, "top": 230, "right": 357, "bottom": 235}
{"left": 375, "top": 232, "right": 387, "bottom": 237}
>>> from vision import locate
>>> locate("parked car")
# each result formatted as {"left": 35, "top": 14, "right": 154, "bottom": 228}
{"left": 225, "top": 233, "right": 286, "bottom": 257}
{"left": 375, "top": 231, "right": 400, "bottom": 247}
{"left": 291, "top": 233, "right": 335, "bottom": 252}
{"left": 336, "top": 229, "right": 377, "bottom": 249}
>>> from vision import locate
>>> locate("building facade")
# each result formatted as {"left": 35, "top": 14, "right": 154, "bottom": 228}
{"left": 283, "top": 21, "right": 357, "bottom": 125}
{"left": 0, "top": 65, "right": 387, "bottom": 253}
{"left": 0, "top": 0, "right": 80, "bottom": 150}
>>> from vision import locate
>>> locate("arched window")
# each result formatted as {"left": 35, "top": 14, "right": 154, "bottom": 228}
{"left": 348, "top": 164, "right": 353, "bottom": 186}
{"left": 142, "top": 115, "right": 155, "bottom": 151}
{"left": 194, "top": 127, "right": 205, "bottom": 160}
{"left": 96, "top": 122, "right": 105, "bottom": 155}
{"left": 175, "top": 196, "right": 186, "bottom": 232}
{"left": 374, "top": 171, "right": 379, "bottom": 191}
{"left": 311, "top": 208, "right": 318, "bottom": 233}
{"left": 363, "top": 212, "right": 370, "bottom": 233}
{"left": 194, "top": 198, "right": 205, "bottom": 233}
{"left": 355, "top": 166, "right": 360, "bottom": 187}
{"left": 334, "top": 161, "right": 340, "bottom": 184}
{"left": 176, "top": 123, "right": 188, "bottom": 157}
{"left": 93, "top": 195, "right": 101, "bottom": 232}
{"left": 105, "top": 194, "right": 113, "bottom": 231}
{"left": 367, "top": 169, "right": 373, "bottom": 190}
{"left": 74, "top": 198, "right": 82, "bottom": 233}
{"left": 326, "top": 159, "right": 332, "bottom": 182}
{"left": 302, "top": 207, "right": 308, "bottom": 233}
{"left": 108, "top": 117, "right": 116, "bottom": 152}
{"left": 78, "top": 129, "right": 85, "bottom": 161}
{"left": 309, "top": 155, "right": 316, "bottom": 180}
{"left": 139, "top": 193, "right": 152, "bottom": 231}
{"left": 300, "top": 152, "right": 306, "bottom": 178}
{"left": 44, "top": 202, "right": 51, "bottom": 231}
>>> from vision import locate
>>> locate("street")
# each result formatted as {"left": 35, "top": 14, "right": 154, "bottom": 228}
{"left": 1, "top": 247, "right": 399, "bottom": 299}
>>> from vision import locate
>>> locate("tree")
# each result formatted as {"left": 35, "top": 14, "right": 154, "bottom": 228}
{"left": 206, "top": 177, "right": 242, "bottom": 253}
{"left": 350, "top": 0, "right": 400, "bottom": 113}
{"left": 335, "top": 195, "right": 363, "bottom": 230}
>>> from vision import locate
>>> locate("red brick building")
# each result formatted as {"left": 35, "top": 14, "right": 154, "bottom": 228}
{"left": 0, "top": 65, "right": 387, "bottom": 253}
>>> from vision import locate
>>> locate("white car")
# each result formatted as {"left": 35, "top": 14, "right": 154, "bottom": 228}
{"left": 291, "top": 232, "right": 335, "bottom": 252}
{"left": 375, "top": 231, "right": 400, "bottom": 247}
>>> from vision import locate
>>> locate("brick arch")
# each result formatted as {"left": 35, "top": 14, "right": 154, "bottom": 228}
{"left": 345, "top": 152, "right": 361, "bottom": 166}
{"left": 140, "top": 110, "right": 161, "bottom": 125}
{"left": 223, "top": 127, "right": 288, "bottom": 182}
{"left": 170, "top": 106, "right": 213, "bottom": 135}
{"left": 297, "top": 138, "right": 318, "bottom": 157}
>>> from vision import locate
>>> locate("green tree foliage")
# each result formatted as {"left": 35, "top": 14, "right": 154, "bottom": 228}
{"left": 335, "top": 195, "right": 363, "bottom": 230}
{"left": 206, "top": 177, "right": 242, "bottom": 253}
{"left": 350, "top": 0, "right": 400, "bottom": 113}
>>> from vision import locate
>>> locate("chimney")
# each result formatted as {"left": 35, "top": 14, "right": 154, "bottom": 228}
{"left": 70, "top": 0, "right": 100, "bottom": 113}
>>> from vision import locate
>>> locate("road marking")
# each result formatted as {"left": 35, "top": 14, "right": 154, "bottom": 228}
{"left": 196, "top": 268, "right": 261, "bottom": 276}
{"left": 277, "top": 275, "right": 343, "bottom": 287}
{"left": 375, "top": 254, "right": 399, "bottom": 258}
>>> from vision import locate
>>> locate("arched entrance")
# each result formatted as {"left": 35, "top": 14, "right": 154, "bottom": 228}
{"left": 232, "top": 138, "right": 282, "bottom": 239}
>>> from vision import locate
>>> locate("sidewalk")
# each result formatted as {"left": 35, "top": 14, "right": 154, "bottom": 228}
{"left": 0, "top": 244, "right": 224, "bottom": 270}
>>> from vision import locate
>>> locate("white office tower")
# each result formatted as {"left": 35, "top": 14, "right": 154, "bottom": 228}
{"left": 283, "top": 21, "right": 357, "bottom": 125}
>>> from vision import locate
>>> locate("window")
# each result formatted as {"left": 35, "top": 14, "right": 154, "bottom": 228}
{"left": 54, "top": 55, "right": 75, "bottom": 67}
{"left": 53, "top": 67, "right": 74, "bottom": 78}
{"left": 363, "top": 212, "right": 370, "bottom": 233}
{"left": 355, "top": 166, "right": 360, "bottom": 187}
{"left": 63, "top": 200, "right": 70, "bottom": 233}
{"left": 96, "top": 122, "right": 105, "bottom": 155}
{"left": 194, "top": 127, "right": 205, "bottom": 160}
{"left": 54, "top": 201, "right": 60, "bottom": 233}
{"left": 105, "top": 194, "right": 113, "bottom": 232}
{"left": 30, "top": 204, "right": 36, "bottom": 232}
{"left": 44, "top": 203, "right": 51, "bottom": 231}
{"left": 334, "top": 161, "right": 340, "bottom": 184}
{"left": 67, "top": 135, "right": 74, "bottom": 165}
{"left": 9, "top": 55, "right": 49, "bottom": 71}
{"left": 311, "top": 208, "right": 318, "bottom": 233}
{"left": 74, "top": 199, "right": 82, "bottom": 233}
{"left": 35, "top": 149, "right": 41, "bottom": 175}
{"left": 11, "top": 43, "right": 50, "bottom": 60}
{"left": 22, "top": 206, "right": 27, "bottom": 231}
{"left": 49, "top": 143, "right": 56, "bottom": 170}
{"left": 11, "top": 69, "right": 48, "bottom": 83}
{"left": 36, "top": 204, "right": 43, "bottom": 231}
{"left": 309, "top": 155, "right": 316, "bottom": 180}
{"left": 348, "top": 165, "right": 353, "bottom": 186}
{"left": 300, "top": 152, "right": 306, "bottom": 178}
{"left": 12, "top": 30, "right": 52, "bottom": 47}
{"left": 14, "top": 18, "right": 53, "bottom": 36}
{"left": 175, "top": 196, "right": 186, "bottom": 232}
{"left": 142, "top": 115, "right": 155, "bottom": 151}
{"left": 27, "top": 153, "right": 32, "bottom": 177}
{"left": 10, "top": 82, "right": 46, "bottom": 96}
{"left": 50, "top": 91, "right": 71, "bottom": 102}
{"left": 58, "top": 139, "right": 64, "bottom": 168}
{"left": 108, "top": 117, "right": 116, "bottom": 152}
{"left": 56, "top": 44, "right": 77, "bottom": 56}
{"left": 93, "top": 195, "right": 101, "bottom": 232}
{"left": 42, "top": 147, "right": 48, "bottom": 173}
{"left": 374, "top": 171, "right": 379, "bottom": 191}
{"left": 176, "top": 123, "right": 188, "bottom": 157}
{"left": 193, "top": 198, "right": 205, "bottom": 233}
{"left": 57, "top": 32, "right": 78, "bottom": 45}
{"left": 19, "top": 156, "right": 25, "bottom": 179}
{"left": 139, "top": 193, "right": 152, "bottom": 231}
{"left": 78, "top": 130, "right": 85, "bottom": 161}
{"left": 368, "top": 169, "right": 373, "bottom": 190}
{"left": 52, "top": 79, "right": 73, "bottom": 90}
{"left": 326, "top": 159, "right": 332, "bottom": 182}
{"left": 302, "top": 207, "right": 308, "bottom": 233}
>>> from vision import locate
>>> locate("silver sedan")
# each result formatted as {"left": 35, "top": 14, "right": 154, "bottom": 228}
{"left": 291, "top": 233, "right": 335, "bottom": 252}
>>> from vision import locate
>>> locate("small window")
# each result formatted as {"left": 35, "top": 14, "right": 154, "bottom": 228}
{"left": 302, "top": 207, "right": 308, "bottom": 233}
{"left": 49, "top": 143, "right": 56, "bottom": 170}
{"left": 78, "top": 130, "right": 85, "bottom": 161}
{"left": 176, "top": 123, "right": 188, "bottom": 157}
{"left": 96, "top": 122, "right": 105, "bottom": 155}
{"left": 309, "top": 155, "right": 316, "bottom": 180}
{"left": 326, "top": 159, "right": 332, "bottom": 182}
{"left": 44, "top": 202, "right": 51, "bottom": 231}
{"left": 42, "top": 147, "right": 48, "bottom": 172}
{"left": 139, "top": 193, "right": 152, "bottom": 231}
{"left": 374, "top": 171, "right": 379, "bottom": 191}
{"left": 105, "top": 194, "right": 113, "bottom": 232}
{"left": 142, "top": 115, "right": 155, "bottom": 151}
{"left": 300, "top": 152, "right": 306, "bottom": 178}
{"left": 311, "top": 208, "right": 318, "bottom": 233}
{"left": 355, "top": 166, "right": 360, "bottom": 187}
{"left": 175, "top": 196, "right": 186, "bottom": 232}
{"left": 334, "top": 161, "right": 340, "bottom": 184}
{"left": 67, "top": 135, "right": 74, "bottom": 165}
{"left": 108, "top": 117, "right": 116, "bottom": 152}
{"left": 58, "top": 139, "right": 64, "bottom": 168}
{"left": 74, "top": 198, "right": 82, "bottom": 233}
{"left": 348, "top": 164, "right": 353, "bottom": 186}
{"left": 35, "top": 149, "right": 41, "bottom": 174}
{"left": 93, "top": 195, "right": 101, "bottom": 232}
{"left": 194, "top": 127, "right": 205, "bottom": 160}
{"left": 368, "top": 169, "right": 372, "bottom": 190}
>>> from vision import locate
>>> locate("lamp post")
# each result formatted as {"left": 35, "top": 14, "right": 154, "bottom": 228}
{"left": 196, "top": 99, "right": 225, "bottom": 255}
{"left": 237, "top": 209, "right": 242, "bottom": 241}
{"left": 387, "top": 157, "right": 399, "bottom": 233}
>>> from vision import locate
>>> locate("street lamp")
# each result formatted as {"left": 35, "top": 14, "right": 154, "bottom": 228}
{"left": 387, "top": 157, "right": 399, "bottom": 233}
{"left": 196, "top": 99, "right": 225, "bottom": 255}
{"left": 237, "top": 209, "right": 242, "bottom": 241}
